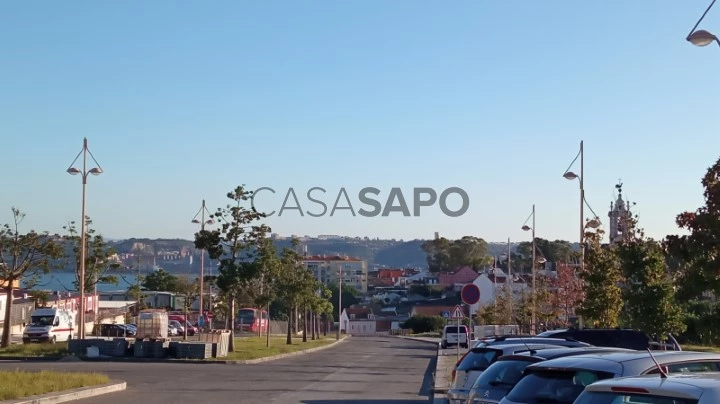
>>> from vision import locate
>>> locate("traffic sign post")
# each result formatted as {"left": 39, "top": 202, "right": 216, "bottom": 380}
{"left": 461, "top": 284, "right": 480, "bottom": 306}
{"left": 451, "top": 305, "right": 465, "bottom": 362}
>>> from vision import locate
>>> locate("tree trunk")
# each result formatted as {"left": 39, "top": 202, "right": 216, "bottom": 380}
{"left": 293, "top": 306, "right": 298, "bottom": 333}
{"left": 183, "top": 305, "right": 188, "bottom": 340}
{"left": 266, "top": 301, "right": 271, "bottom": 348}
{"left": 302, "top": 307, "right": 308, "bottom": 342}
{"left": 311, "top": 311, "right": 316, "bottom": 340}
{"left": 286, "top": 306, "right": 293, "bottom": 345}
{"left": 1, "top": 286, "right": 14, "bottom": 348}
{"left": 228, "top": 296, "right": 236, "bottom": 352}
{"left": 323, "top": 316, "right": 328, "bottom": 336}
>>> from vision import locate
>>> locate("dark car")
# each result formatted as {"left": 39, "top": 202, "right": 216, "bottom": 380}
{"left": 95, "top": 324, "right": 135, "bottom": 337}
{"left": 466, "top": 346, "right": 633, "bottom": 404}
{"left": 536, "top": 328, "right": 681, "bottom": 350}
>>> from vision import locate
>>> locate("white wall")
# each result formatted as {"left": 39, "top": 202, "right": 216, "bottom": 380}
{"left": 346, "top": 320, "right": 376, "bottom": 335}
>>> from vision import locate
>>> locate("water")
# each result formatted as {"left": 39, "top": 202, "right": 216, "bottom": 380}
{"left": 24, "top": 272, "right": 137, "bottom": 292}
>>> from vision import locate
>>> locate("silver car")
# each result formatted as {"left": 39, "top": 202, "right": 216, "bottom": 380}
{"left": 447, "top": 343, "right": 587, "bottom": 404}
{"left": 498, "top": 350, "right": 720, "bottom": 404}
{"left": 575, "top": 373, "right": 720, "bottom": 404}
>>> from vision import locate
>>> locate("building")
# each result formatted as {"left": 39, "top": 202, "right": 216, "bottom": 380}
{"left": 438, "top": 266, "right": 479, "bottom": 288}
{"left": 303, "top": 255, "right": 368, "bottom": 293}
{"left": 609, "top": 182, "right": 633, "bottom": 245}
{"left": 340, "top": 306, "right": 376, "bottom": 334}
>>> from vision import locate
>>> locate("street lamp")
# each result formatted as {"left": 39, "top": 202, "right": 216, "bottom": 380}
{"left": 686, "top": 0, "right": 720, "bottom": 48}
{"left": 66, "top": 138, "right": 103, "bottom": 339}
{"left": 192, "top": 199, "right": 214, "bottom": 330}
{"left": 563, "top": 141, "right": 587, "bottom": 274}
{"left": 521, "top": 204, "right": 537, "bottom": 334}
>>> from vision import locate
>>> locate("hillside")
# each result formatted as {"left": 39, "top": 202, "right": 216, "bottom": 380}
{"left": 106, "top": 237, "right": 539, "bottom": 268}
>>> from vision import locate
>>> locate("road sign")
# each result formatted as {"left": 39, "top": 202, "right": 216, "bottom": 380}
{"left": 206, "top": 312, "right": 214, "bottom": 319}
{"left": 461, "top": 283, "right": 481, "bottom": 305}
{"left": 441, "top": 311, "right": 450, "bottom": 319}
{"left": 451, "top": 305, "right": 465, "bottom": 319}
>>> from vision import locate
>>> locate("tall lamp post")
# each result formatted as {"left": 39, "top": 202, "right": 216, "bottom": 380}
{"left": 521, "top": 205, "right": 538, "bottom": 334}
{"left": 66, "top": 138, "right": 103, "bottom": 339}
{"left": 192, "top": 200, "right": 214, "bottom": 329}
{"left": 687, "top": 0, "right": 719, "bottom": 48}
{"left": 562, "top": 141, "right": 601, "bottom": 274}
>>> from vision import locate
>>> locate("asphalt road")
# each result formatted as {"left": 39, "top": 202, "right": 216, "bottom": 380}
{"left": 0, "top": 337, "right": 436, "bottom": 403}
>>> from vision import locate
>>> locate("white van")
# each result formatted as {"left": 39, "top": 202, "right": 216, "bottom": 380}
{"left": 22, "top": 308, "right": 75, "bottom": 344}
{"left": 441, "top": 324, "right": 469, "bottom": 349}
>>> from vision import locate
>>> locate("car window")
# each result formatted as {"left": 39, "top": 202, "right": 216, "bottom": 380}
{"left": 645, "top": 361, "right": 720, "bottom": 374}
{"left": 456, "top": 349, "right": 502, "bottom": 372}
{"left": 445, "top": 326, "right": 460, "bottom": 333}
{"left": 472, "top": 359, "right": 537, "bottom": 388}
{"left": 505, "top": 369, "right": 615, "bottom": 404}
{"left": 574, "top": 391, "right": 699, "bottom": 404}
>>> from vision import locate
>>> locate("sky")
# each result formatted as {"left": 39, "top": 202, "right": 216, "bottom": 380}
{"left": 1, "top": 1, "right": 719, "bottom": 244}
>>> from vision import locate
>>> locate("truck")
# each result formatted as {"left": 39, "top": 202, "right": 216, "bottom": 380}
{"left": 22, "top": 307, "right": 74, "bottom": 344}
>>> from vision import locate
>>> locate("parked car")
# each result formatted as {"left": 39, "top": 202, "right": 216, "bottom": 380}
{"left": 167, "top": 325, "right": 178, "bottom": 336}
{"left": 574, "top": 373, "right": 720, "bottom": 404}
{"left": 95, "top": 324, "right": 136, "bottom": 337}
{"left": 169, "top": 320, "right": 185, "bottom": 334}
{"left": 473, "top": 336, "right": 592, "bottom": 349}
{"left": 465, "top": 346, "right": 633, "bottom": 404}
{"left": 442, "top": 325, "right": 470, "bottom": 349}
{"left": 447, "top": 343, "right": 588, "bottom": 404}
{"left": 536, "top": 328, "right": 682, "bottom": 350}
{"left": 498, "top": 350, "right": 720, "bottom": 404}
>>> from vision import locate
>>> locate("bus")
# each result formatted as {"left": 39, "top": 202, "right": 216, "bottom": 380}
{"left": 236, "top": 308, "right": 268, "bottom": 333}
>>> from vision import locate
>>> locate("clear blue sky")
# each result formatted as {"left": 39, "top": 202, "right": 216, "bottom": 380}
{"left": 2, "top": 1, "right": 719, "bottom": 244}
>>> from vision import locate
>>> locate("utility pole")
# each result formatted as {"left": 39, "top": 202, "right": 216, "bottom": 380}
{"left": 336, "top": 267, "right": 342, "bottom": 340}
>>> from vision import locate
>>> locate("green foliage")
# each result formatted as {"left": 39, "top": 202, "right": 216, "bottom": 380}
{"left": 63, "top": 216, "right": 121, "bottom": 293}
{"left": 275, "top": 238, "right": 318, "bottom": 344}
{"left": 174, "top": 276, "right": 200, "bottom": 313}
{"left": 409, "top": 284, "right": 443, "bottom": 298}
{"left": 421, "top": 236, "right": 491, "bottom": 272}
{"left": 617, "top": 219, "right": 685, "bottom": 339}
{"left": 402, "top": 315, "right": 446, "bottom": 333}
{"left": 477, "top": 285, "right": 514, "bottom": 325}
{"left": 552, "top": 264, "right": 584, "bottom": 327}
{"left": 0, "top": 208, "right": 64, "bottom": 348}
{"left": 577, "top": 229, "right": 623, "bottom": 327}
{"left": 141, "top": 269, "right": 179, "bottom": 292}
{"left": 516, "top": 238, "right": 578, "bottom": 271}
{"left": 665, "top": 156, "right": 720, "bottom": 301}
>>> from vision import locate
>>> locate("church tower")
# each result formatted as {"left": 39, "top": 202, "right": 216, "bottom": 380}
{"left": 608, "top": 182, "right": 632, "bottom": 245}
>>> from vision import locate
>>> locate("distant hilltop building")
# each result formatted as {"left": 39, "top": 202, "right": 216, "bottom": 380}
{"left": 302, "top": 254, "right": 368, "bottom": 294}
{"left": 317, "top": 235, "right": 344, "bottom": 240}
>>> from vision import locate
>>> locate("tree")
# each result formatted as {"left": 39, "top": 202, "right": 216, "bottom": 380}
{"left": 63, "top": 216, "right": 121, "bottom": 293}
{"left": 618, "top": 217, "right": 685, "bottom": 339}
{"left": 477, "top": 286, "right": 514, "bottom": 325}
{"left": 275, "top": 238, "right": 317, "bottom": 344}
{"left": 142, "top": 268, "right": 179, "bottom": 292}
{"left": 665, "top": 157, "right": 720, "bottom": 301}
{"left": 552, "top": 263, "right": 584, "bottom": 327}
{"left": 175, "top": 276, "right": 200, "bottom": 339}
{"left": 534, "top": 274, "right": 560, "bottom": 330}
{"left": 248, "top": 237, "right": 281, "bottom": 345}
{"left": 516, "top": 238, "right": 578, "bottom": 271}
{"left": 421, "top": 236, "right": 491, "bottom": 272}
{"left": 194, "top": 186, "right": 270, "bottom": 352}
{"left": 0, "top": 208, "right": 64, "bottom": 347}
{"left": 577, "top": 229, "right": 623, "bottom": 328}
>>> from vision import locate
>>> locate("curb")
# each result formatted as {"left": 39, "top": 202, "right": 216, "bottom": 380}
{"left": 1, "top": 380, "right": 126, "bottom": 403}
{"left": 223, "top": 336, "right": 350, "bottom": 364}
{"left": 397, "top": 336, "right": 441, "bottom": 346}
{"left": 0, "top": 356, "right": 62, "bottom": 362}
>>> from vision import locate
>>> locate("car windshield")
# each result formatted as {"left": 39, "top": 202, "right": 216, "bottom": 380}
{"left": 575, "top": 391, "right": 699, "bottom": 404}
{"left": 445, "top": 326, "right": 467, "bottom": 333}
{"left": 29, "top": 315, "right": 54, "bottom": 326}
{"left": 505, "top": 369, "right": 615, "bottom": 403}
{"left": 456, "top": 348, "right": 501, "bottom": 372}
{"left": 473, "top": 359, "right": 537, "bottom": 388}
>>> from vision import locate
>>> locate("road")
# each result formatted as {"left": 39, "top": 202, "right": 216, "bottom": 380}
{"left": 0, "top": 336, "right": 436, "bottom": 403}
